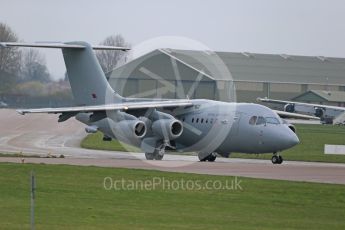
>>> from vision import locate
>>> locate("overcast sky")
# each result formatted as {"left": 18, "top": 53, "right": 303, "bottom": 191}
{"left": 1, "top": 0, "right": 344, "bottom": 80}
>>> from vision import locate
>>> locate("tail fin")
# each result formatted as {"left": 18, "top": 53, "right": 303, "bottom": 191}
{"left": 62, "top": 41, "right": 122, "bottom": 105}
{"left": 0, "top": 41, "right": 129, "bottom": 105}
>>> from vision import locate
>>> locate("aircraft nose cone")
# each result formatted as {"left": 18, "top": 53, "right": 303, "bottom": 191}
{"left": 280, "top": 128, "right": 300, "bottom": 150}
{"left": 289, "top": 133, "right": 300, "bottom": 147}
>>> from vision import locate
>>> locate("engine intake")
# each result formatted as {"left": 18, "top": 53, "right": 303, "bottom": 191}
{"left": 284, "top": 103, "right": 295, "bottom": 113}
{"left": 152, "top": 119, "right": 183, "bottom": 140}
{"left": 134, "top": 122, "right": 146, "bottom": 137}
{"left": 115, "top": 120, "right": 147, "bottom": 139}
{"left": 314, "top": 107, "right": 324, "bottom": 118}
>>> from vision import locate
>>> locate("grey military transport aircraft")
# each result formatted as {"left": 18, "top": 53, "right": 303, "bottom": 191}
{"left": 0, "top": 41, "right": 302, "bottom": 164}
{"left": 258, "top": 97, "right": 344, "bottom": 125}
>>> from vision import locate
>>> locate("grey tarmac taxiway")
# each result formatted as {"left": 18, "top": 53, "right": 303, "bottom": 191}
{"left": 1, "top": 109, "right": 345, "bottom": 185}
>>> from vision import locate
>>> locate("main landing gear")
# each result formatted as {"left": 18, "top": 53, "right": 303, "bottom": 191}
{"left": 271, "top": 152, "right": 283, "bottom": 164}
{"left": 145, "top": 148, "right": 164, "bottom": 160}
{"left": 200, "top": 153, "right": 217, "bottom": 162}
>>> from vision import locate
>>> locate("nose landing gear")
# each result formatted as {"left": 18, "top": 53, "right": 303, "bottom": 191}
{"left": 271, "top": 152, "right": 283, "bottom": 164}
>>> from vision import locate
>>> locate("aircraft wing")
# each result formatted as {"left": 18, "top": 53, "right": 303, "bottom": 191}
{"left": 274, "top": 110, "right": 320, "bottom": 120}
{"left": 17, "top": 99, "right": 193, "bottom": 115}
{"left": 258, "top": 97, "right": 345, "bottom": 111}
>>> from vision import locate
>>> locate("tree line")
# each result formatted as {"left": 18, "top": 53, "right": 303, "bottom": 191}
{"left": 0, "top": 22, "right": 129, "bottom": 96}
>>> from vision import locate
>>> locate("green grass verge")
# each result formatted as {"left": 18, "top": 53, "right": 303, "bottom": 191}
{"left": 232, "top": 124, "right": 345, "bottom": 163}
{"left": 81, "top": 132, "right": 129, "bottom": 152}
{"left": 81, "top": 124, "right": 345, "bottom": 163}
{"left": 0, "top": 163, "right": 345, "bottom": 229}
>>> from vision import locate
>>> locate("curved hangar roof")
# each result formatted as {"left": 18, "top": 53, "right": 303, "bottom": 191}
{"left": 109, "top": 49, "right": 345, "bottom": 85}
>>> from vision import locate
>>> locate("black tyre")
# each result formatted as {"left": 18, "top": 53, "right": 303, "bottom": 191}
{"left": 145, "top": 152, "right": 154, "bottom": 160}
{"left": 154, "top": 154, "right": 164, "bottom": 160}
{"left": 207, "top": 154, "right": 217, "bottom": 162}
{"left": 278, "top": 156, "right": 283, "bottom": 164}
{"left": 271, "top": 155, "right": 279, "bottom": 164}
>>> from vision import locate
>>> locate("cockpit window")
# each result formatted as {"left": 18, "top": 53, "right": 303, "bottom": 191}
{"left": 265, "top": 117, "right": 280, "bottom": 124}
{"left": 256, "top": 116, "right": 266, "bottom": 125}
{"left": 249, "top": 116, "right": 257, "bottom": 125}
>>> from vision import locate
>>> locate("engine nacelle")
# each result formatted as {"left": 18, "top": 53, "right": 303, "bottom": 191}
{"left": 152, "top": 119, "right": 183, "bottom": 140}
{"left": 314, "top": 107, "right": 324, "bottom": 118}
{"left": 284, "top": 103, "right": 295, "bottom": 113}
{"left": 114, "top": 120, "right": 147, "bottom": 139}
{"left": 85, "top": 125, "right": 98, "bottom": 133}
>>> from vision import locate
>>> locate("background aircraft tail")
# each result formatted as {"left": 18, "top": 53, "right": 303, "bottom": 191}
{"left": 62, "top": 41, "right": 123, "bottom": 105}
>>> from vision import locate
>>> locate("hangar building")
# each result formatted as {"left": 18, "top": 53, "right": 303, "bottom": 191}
{"left": 107, "top": 49, "right": 345, "bottom": 103}
{"left": 293, "top": 90, "right": 345, "bottom": 107}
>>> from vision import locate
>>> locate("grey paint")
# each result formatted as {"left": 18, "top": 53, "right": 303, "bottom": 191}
{"left": 62, "top": 41, "right": 122, "bottom": 106}
{"left": 6, "top": 41, "right": 300, "bottom": 162}
{"left": 65, "top": 42, "right": 298, "bottom": 161}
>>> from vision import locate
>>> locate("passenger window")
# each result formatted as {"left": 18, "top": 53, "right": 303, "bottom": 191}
{"left": 196, "top": 118, "right": 199, "bottom": 123}
{"left": 192, "top": 118, "right": 194, "bottom": 123}
{"left": 201, "top": 118, "right": 204, "bottom": 123}
{"left": 256, "top": 116, "right": 266, "bottom": 125}
{"left": 249, "top": 116, "right": 257, "bottom": 125}
{"left": 265, "top": 117, "right": 280, "bottom": 124}
{"left": 206, "top": 119, "right": 208, "bottom": 123}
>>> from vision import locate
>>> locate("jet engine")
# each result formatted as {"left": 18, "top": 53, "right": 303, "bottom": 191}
{"left": 284, "top": 103, "right": 295, "bottom": 113}
{"left": 314, "top": 107, "right": 324, "bottom": 118}
{"left": 151, "top": 119, "right": 183, "bottom": 140}
{"left": 114, "top": 119, "right": 147, "bottom": 139}
{"left": 85, "top": 125, "right": 98, "bottom": 133}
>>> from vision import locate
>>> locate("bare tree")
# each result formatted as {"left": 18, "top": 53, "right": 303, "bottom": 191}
{"left": 21, "top": 48, "right": 51, "bottom": 83}
{"left": 0, "top": 22, "right": 21, "bottom": 75}
{"left": 96, "top": 34, "right": 130, "bottom": 73}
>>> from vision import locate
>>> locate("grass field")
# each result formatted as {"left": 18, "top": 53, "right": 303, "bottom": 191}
{"left": 81, "top": 124, "right": 345, "bottom": 163}
{"left": 0, "top": 163, "right": 345, "bottom": 229}
{"left": 81, "top": 133, "right": 129, "bottom": 152}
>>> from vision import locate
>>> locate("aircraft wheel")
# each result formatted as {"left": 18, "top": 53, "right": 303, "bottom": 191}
{"left": 207, "top": 154, "right": 217, "bottom": 162}
{"left": 278, "top": 156, "right": 283, "bottom": 164}
{"left": 154, "top": 154, "right": 164, "bottom": 160}
{"left": 153, "top": 148, "right": 164, "bottom": 160}
{"left": 200, "top": 153, "right": 217, "bottom": 162}
{"left": 271, "top": 155, "right": 279, "bottom": 164}
{"left": 145, "top": 152, "right": 154, "bottom": 160}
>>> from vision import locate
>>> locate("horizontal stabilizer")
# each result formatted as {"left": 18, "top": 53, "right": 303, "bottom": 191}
{"left": 0, "top": 42, "right": 130, "bottom": 51}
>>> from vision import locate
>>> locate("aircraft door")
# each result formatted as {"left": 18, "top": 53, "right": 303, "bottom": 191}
{"left": 255, "top": 116, "right": 266, "bottom": 147}
{"left": 229, "top": 113, "right": 241, "bottom": 137}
